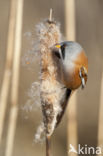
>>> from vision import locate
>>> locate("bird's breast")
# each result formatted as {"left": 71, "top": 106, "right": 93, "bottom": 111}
{"left": 62, "top": 67, "right": 81, "bottom": 90}
{"left": 61, "top": 50, "right": 88, "bottom": 90}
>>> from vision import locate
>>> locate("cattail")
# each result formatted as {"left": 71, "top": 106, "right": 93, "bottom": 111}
{"left": 36, "top": 10, "right": 69, "bottom": 156}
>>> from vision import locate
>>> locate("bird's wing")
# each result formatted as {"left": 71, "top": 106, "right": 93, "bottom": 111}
{"left": 56, "top": 88, "right": 72, "bottom": 127}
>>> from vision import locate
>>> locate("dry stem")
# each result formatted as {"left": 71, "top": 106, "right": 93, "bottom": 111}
{"left": 46, "top": 136, "right": 51, "bottom": 156}
{"left": 5, "top": 0, "right": 24, "bottom": 156}
{"left": 0, "top": 0, "right": 17, "bottom": 144}
{"left": 65, "top": 0, "right": 78, "bottom": 155}
{"left": 97, "top": 72, "right": 103, "bottom": 156}
{"left": 49, "top": 9, "right": 53, "bottom": 22}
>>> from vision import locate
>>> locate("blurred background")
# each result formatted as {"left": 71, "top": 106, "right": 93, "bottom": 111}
{"left": 0, "top": 0, "right": 103, "bottom": 156}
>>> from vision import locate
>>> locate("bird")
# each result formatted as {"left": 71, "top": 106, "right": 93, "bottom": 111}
{"left": 52, "top": 41, "right": 88, "bottom": 127}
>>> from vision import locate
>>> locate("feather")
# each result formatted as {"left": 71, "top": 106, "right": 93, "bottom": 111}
{"left": 56, "top": 88, "right": 72, "bottom": 127}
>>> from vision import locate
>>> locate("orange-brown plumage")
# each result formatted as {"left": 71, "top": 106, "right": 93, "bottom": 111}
{"left": 64, "top": 50, "right": 88, "bottom": 90}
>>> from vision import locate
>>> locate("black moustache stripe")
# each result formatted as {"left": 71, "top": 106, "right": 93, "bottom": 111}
{"left": 61, "top": 45, "right": 65, "bottom": 59}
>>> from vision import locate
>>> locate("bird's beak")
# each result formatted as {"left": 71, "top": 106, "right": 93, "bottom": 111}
{"left": 51, "top": 44, "right": 61, "bottom": 51}
{"left": 55, "top": 44, "right": 61, "bottom": 49}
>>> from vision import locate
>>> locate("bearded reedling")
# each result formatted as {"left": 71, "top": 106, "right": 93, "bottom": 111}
{"left": 37, "top": 9, "right": 88, "bottom": 156}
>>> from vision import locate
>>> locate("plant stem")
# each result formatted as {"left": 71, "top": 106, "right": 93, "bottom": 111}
{"left": 49, "top": 8, "right": 53, "bottom": 22}
{"left": 65, "top": 0, "right": 78, "bottom": 155}
{"left": 46, "top": 135, "right": 51, "bottom": 156}
{"left": 5, "top": 0, "right": 24, "bottom": 156}
{"left": 97, "top": 72, "right": 103, "bottom": 156}
{"left": 0, "top": 0, "right": 17, "bottom": 144}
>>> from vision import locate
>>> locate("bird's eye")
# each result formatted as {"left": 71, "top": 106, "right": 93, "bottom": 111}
{"left": 54, "top": 51, "right": 61, "bottom": 59}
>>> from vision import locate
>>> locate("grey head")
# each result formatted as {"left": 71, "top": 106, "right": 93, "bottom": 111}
{"left": 57, "top": 41, "right": 83, "bottom": 62}
{"left": 53, "top": 41, "right": 84, "bottom": 76}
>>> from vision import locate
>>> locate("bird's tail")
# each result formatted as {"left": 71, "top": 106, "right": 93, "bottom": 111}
{"left": 56, "top": 88, "right": 72, "bottom": 127}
